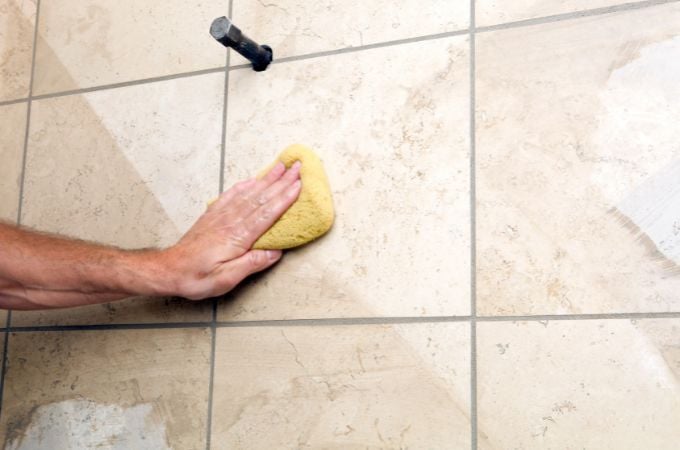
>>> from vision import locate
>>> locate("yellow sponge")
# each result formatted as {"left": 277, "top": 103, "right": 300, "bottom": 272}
{"left": 253, "top": 144, "right": 334, "bottom": 250}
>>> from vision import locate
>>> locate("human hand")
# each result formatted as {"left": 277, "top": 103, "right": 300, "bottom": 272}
{"left": 161, "top": 161, "right": 301, "bottom": 300}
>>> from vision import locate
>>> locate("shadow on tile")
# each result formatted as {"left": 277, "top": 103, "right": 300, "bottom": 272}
{"left": 13, "top": 36, "right": 220, "bottom": 325}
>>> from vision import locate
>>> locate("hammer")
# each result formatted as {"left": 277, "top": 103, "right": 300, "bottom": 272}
{"left": 210, "top": 17, "right": 273, "bottom": 72}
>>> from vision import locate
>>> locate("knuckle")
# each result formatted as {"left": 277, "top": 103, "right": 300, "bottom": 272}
{"left": 248, "top": 251, "right": 267, "bottom": 267}
{"left": 226, "top": 225, "right": 251, "bottom": 249}
{"left": 258, "top": 207, "right": 275, "bottom": 222}
{"left": 248, "top": 198, "right": 260, "bottom": 210}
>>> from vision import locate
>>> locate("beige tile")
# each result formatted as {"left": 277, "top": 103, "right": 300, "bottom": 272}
{"left": 477, "top": 0, "right": 632, "bottom": 26}
{"left": 0, "top": 102, "right": 26, "bottom": 222}
{"left": 230, "top": 0, "right": 469, "bottom": 62}
{"left": 219, "top": 37, "right": 470, "bottom": 320}
{"left": 10, "top": 298, "right": 209, "bottom": 327}
{"left": 476, "top": 4, "right": 680, "bottom": 315}
{"left": 14, "top": 73, "right": 224, "bottom": 325}
{"left": 33, "top": 0, "right": 227, "bottom": 95}
{"left": 211, "top": 323, "right": 470, "bottom": 449}
{"left": 0, "top": 328, "right": 211, "bottom": 449}
{"left": 0, "top": 0, "right": 36, "bottom": 101}
{"left": 477, "top": 319, "right": 680, "bottom": 449}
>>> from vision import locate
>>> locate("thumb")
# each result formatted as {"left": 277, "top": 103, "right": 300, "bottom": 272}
{"left": 219, "top": 249, "right": 282, "bottom": 290}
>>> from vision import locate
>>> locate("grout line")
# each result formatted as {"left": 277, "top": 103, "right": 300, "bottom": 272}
{"left": 0, "top": 98, "right": 29, "bottom": 107}
{"left": 3, "top": 311, "right": 680, "bottom": 333}
{"left": 218, "top": 52, "right": 230, "bottom": 197}
{"left": 469, "top": 0, "right": 478, "bottom": 448}
{"left": 5, "top": 317, "right": 470, "bottom": 333}
{"left": 0, "top": 312, "right": 12, "bottom": 422}
{"left": 216, "top": 316, "right": 472, "bottom": 327}
{"left": 206, "top": 27, "right": 231, "bottom": 450}
{"left": 268, "top": 29, "right": 470, "bottom": 64}
{"left": 8, "top": 322, "right": 211, "bottom": 332}
{"left": 477, "top": 311, "right": 680, "bottom": 322}
{"left": 1, "top": 0, "right": 42, "bottom": 423}
{"left": 30, "top": 66, "right": 226, "bottom": 102}
{"left": 205, "top": 325, "right": 217, "bottom": 450}
{"left": 206, "top": 5, "right": 233, "bottom": 448}
{"left": 476, "top": 0, "right": 680, "bottom": 33}
{"left": 16, "top": 0, "right": 42, "bottom": 228}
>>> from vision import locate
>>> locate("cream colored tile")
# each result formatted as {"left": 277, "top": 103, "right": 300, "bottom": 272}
{"left": 33, "top": 0, "right": 227, "bottom": 95}
{"left": 0, "top": 102, "right": 26, "bottom": 222}
{"left": 0, "top": 328, "right": 211, "bottom": 449}
{"left": 219, "top": 37, "right": 470, "bottom": 320}
{"left": 211, "top": 323, "right": 470, "bottom": 449}
{"left": 477, "top": 4, "right": 680, "bottom": 315}
{"left": 477, "top": 319, "right": 680, "bottom": 449}
{"left": 10, "top": 298, "right": 209, "bottom": 327}
{"left": 0, "top": 0, "right": 36, "bottom": 100}
{"left": 230, "top": 0, "right": 468, "bottom": 62}
{"left": 14, "top": 73, "right": 223, "bottom": 325}
{"left": 477, "top": 0, "right": 630, "bottom": 26}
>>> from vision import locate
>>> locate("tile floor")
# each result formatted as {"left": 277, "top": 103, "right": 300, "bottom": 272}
{"left": 0, "top": 0, "right": 679, "bottom": 448}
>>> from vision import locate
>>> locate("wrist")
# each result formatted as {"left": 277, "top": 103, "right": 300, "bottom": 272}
{"left": 113, "top": 248, "right": 178, "bottom": 297}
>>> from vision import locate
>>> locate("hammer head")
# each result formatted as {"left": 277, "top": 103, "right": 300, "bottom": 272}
{"left": 209, "top": 16, "right": 241, "bottom": 47}
{"left": 210, "top": 16, "right": 273, "bottom": 72}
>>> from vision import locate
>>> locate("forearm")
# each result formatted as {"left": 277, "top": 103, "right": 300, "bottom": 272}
{"left": 0, "top": 162, "right": 301, "bottom": 310}
{"left": 0, "top": 222, "right": 172, "bottom": 309}
{"left": 0, "top": 283, "right": 129, "bottom": 310}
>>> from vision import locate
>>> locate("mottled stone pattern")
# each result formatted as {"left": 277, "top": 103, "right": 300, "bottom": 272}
{"left": 0, "top": 103, "right": 25, "bottom": 328}
{"left": 211, "top": 324, "right": 471, "bottom": 448}
{"left": 0, "top": 0, "right": 36, "bottom": 101}
{"left": 0, "top": 329, "right": 211, "bottom": 449}
{"left": 477, "top": 4, "right": 680, "bottom": 315}
{"left": 13, "top": 74, "right": 223, "bottom": 326}
{"left": 219, "top": 37, "right": 471, "bottom": 320}
{"left": 0, "top": 103, "right": 26, "bottom": 222}
{"left": 0, "top": 0, "right": 679, "bottom": 449}
{"left": 231, "top": 0, "right": 469, "bottom": 61}
{"left": 32, "top": 0, "right": 227, "bottom": 94}
{"left": 478, "top": 320, "right": 680, "bottom": 449}
{"left": 476, "top": 0, "right": 629, "bottom": 26}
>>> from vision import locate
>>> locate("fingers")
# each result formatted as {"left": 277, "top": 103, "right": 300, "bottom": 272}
{"left": 259, "top": 161, "right": 287, "bottom": 187}
{"left": 210, "top": 161, "right": 302, "bottom": 252}
{"left": 213, "top": 162, "right": 289, "bottom": 215}
{"left": 253, "top": 161, "right": 301, "bottom": 211}
{"left": 239, "top": 162, "right": 291, "bottom": 212}
{"left": 209, "top": 178, "right": 256, "bottom": 211}
{"left": 241, "top": 178, "right": 302, "bottom": 239}
{"left": 216, "top": 250, "right": 283, "bottom": 293}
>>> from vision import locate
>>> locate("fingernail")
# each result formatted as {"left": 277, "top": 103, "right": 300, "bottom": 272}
{"left": 292, "top": 161, "right": 302, "bottom": 169}
{"left": 267, "top": 250, "right": 281, "bottom": 260}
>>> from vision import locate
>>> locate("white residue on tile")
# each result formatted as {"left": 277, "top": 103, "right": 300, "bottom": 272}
{"left": 592, "top": 36, "right": 680, "bottom": 264}
{"left": 6, "top": 399, "right": 170, "bottom": 450}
